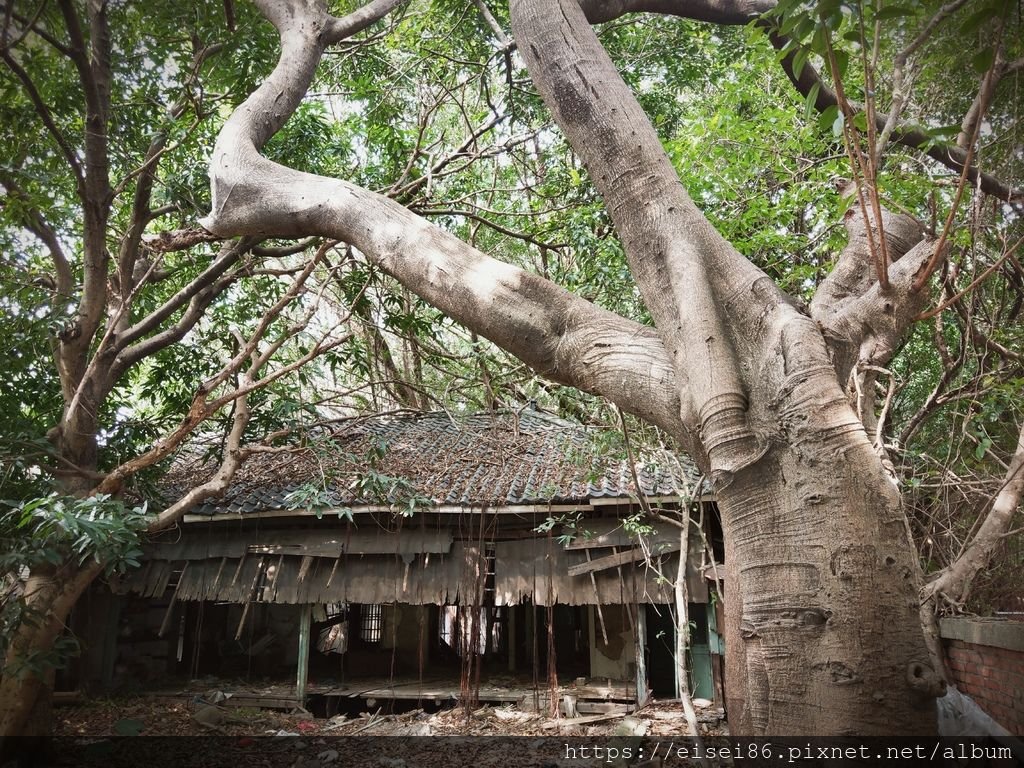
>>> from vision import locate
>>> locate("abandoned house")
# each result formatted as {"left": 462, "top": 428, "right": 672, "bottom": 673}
{"left": 70, "top": 408, "right": 725, "bottom": 715}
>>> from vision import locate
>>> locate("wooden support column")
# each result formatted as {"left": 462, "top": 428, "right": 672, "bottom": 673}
{"left": 634, "top": 604, "right": 648, "bottom": 708}
{"left": 296, "top": 603, "right": 312, "bottom": 704}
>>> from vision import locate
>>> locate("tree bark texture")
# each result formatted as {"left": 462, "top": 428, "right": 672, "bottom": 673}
{"left": 0, "top": 563, "right": 102, "bottom": 748}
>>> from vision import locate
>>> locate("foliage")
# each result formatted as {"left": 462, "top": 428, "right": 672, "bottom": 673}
{"left": 0, "top": 494, "right": 147, "bottom": 677}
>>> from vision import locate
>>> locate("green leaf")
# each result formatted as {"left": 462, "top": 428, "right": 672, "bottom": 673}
{"left": 972, "top": 47, "right": 995, "bottom": 74}
{"left": 817, "top": 104, "right": 839, "bottom": 133}
{"left": 810, "top": 24, "right": 829, "bottom": 56}
{"left": 959, "top": 5, "right": 999, "bottom": 35}
{"left": 832, "top": 110, "right": 846, "bottom": 137}
{"left": 874, "top": 6, "right": 917, "bottom": 20}
{"left": 780, "top": 8, "right": 811, "bottom": 36}
{"left": 832, "top": 49, "right": 849, "bottom": 80}
{"left": 804, "top": 82, "right": 821, "bottom": 122}
{"left": 836, "top": 192, "right": 855, "bottom": 217}
{"left": 793, "top": 46, "right": 810, "bottom": 79}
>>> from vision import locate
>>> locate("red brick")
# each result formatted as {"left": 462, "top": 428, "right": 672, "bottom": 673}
{"left": 990, "top": 691, "right": 1012, "bottom": 706}
{"left": 964, "top": 672, "right": 984, "bottom": 688}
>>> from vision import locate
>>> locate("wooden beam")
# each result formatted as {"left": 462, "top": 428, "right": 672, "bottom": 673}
{"left": 296, "top": 604, "right": 312, "bottom": 703}
{"left": 567, "top": 547, "right": 651, "bottom": 577}
{"left": 184, "top": 503, "right": 585, "bottom": 524}
{"left": 586, "top": 552, "right": 608, "bottom": 644}
{"left": 564, "top": 521, "right": 684, "bottom": 550}
{"left": 234, "top": 555, "right": 265, "bottom": 640}
{"left": 158, "top": 562, "right": 188, "bottom": 638}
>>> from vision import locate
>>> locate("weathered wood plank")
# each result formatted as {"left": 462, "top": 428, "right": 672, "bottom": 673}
{"left": 563, "top": 521, "right": 681, "bottom": 550}
{"left": 567, "top": 547, "right": 647, "bottom": 576}
{"left": 575, "top": 701, "right": 633, "bottom": 715}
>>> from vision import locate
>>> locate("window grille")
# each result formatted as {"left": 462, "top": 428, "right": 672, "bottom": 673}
{"left": 360, "top": 603, "right": 382, "bottom": 643}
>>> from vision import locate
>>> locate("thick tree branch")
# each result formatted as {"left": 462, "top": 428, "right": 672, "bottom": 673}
{"left": 0, "top": 50, "right": 84, "bottom": 189}
{"left": 577, "top": 0, "right": 773, "bottom": 24}
{"left": 111, "top": 239, "right": 258, "bottom": 376}
{"left": 811, "top": 206, "right": 926, "bottom": 381}
{"left": 324, "top": 0, "right": 406, "bottom": 43}
{"left": 201, "top": 0, "right": 688, "bottom": 442}
{"left": 0, "top": 172, "right": 73, "bottom": 300}
{"left": 53, "top": 0, "right": 114, "bottom": 399}
{"left": 146, "top": 388, "right": 254, "bottom": 534}
{"left": 512, "top": 0, "right": 777, "bottom": 480}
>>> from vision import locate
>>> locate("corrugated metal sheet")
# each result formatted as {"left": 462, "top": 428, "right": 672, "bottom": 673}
{"left": 158, "top": 410, "right": 701, "bottom": 517}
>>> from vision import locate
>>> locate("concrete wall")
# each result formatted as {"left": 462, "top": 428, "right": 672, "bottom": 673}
{"left": 941, "top": 617, "right": 1024, "bottom": 734}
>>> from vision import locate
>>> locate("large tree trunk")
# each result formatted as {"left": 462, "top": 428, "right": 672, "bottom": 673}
{"left": 719, "top": 444, "right": 942, "bottom": 734}
{"left": 0, "top": 563, "right": 101, "bottom": 751}
{"left": 0, "top": 387, "right": 257, "bottom": 742}
{"left": 508, "top": 0, "right": 942, "bottom": 734}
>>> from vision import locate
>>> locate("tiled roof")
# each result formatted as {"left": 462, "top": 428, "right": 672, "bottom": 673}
{"left": 159, "top": 409, "right": 700, "bottom": 516}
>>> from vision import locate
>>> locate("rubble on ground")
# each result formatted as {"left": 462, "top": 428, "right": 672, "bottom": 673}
{"left": 55, "top": 696, "right": 727, "bottom": 739}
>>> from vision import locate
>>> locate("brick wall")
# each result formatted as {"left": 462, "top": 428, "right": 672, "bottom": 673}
{"left": 941, "top": 617, "right": 1024, "bottom": 734}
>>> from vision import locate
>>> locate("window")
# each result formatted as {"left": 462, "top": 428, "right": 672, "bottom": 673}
{"left": 360, "top": 603, "right": 382, "bottom": 643}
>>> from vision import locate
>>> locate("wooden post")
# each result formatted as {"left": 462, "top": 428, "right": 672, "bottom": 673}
{"left": 296, "top": 603, "right": 312, "bottom": 704}
{"left": 634, "top": 603, "right": 648, "bottom": 707}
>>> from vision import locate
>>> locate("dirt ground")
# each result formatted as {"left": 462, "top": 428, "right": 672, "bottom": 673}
{"left": 55, "top": 695, "right": 726, "bottom": 738}
{"left": 48, "top": 697, "right": 729, "bottom": 767}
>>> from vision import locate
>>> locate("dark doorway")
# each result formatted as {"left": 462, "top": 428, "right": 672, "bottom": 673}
{"left": 644, "top": 603, "right": 713, "bottom": 699}
{"left": 646, "top": 604, "right": 677, "bottom": 696}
